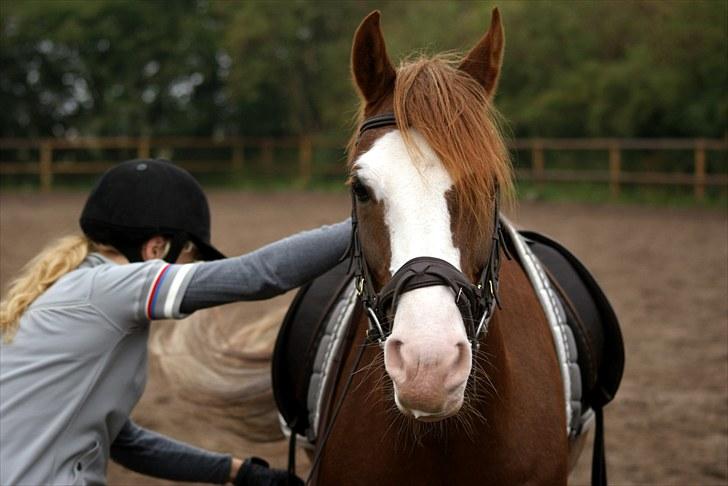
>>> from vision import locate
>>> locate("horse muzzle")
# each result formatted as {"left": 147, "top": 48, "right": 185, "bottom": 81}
{"left": 383, "top": 287, "right": 473, "bottom": 420}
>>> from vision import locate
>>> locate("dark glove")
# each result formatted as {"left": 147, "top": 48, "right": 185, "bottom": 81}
{"left": 233, "top": 457, "right": 304, "bottom": 486}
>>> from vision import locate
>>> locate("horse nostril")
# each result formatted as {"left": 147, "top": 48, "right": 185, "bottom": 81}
{"left": 453, "top": 341, "right": 473, "bottom": 373}
{"left": 446, "top": 341, "right": 472, "bottom": 391}
{"left": 454, "top": 341, "right": 470, "bottom": 370}
{"left": 384, "top": 338, "right": 405, "bottom": 375}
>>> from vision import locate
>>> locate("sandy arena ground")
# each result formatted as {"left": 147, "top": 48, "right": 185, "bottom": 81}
{"left": 1, "top": 191, "right": 726, "bottom": 485}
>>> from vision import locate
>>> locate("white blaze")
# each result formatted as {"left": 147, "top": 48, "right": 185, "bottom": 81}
{"left": 355, "top": 130, "right": 467, "bottom": 349}
{"left": 354, "top": 130, "right": 461, "bottom": 274}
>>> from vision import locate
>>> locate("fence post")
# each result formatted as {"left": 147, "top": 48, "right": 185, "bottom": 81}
{"left": 532, "top": 139, "right": 544, "bottom": 182}
{"left": 261, "top": 139, "right": 273, "bottom": 174}
{"left": 137, "top": 136, "right": 150, "bottom": 159}
{"left": 231, "top": 140, "right": 244, "bottom": 173}
{"left": 298, "top": 135, "right": 312, "bottom": 185}
{"left": 694, "top": 139, "right": 706, "bottom": 201}
{"left": 609, "top": 142, "right": 621, "bottom": 198}
{"left": 39, "top": 140, "right": 53, "bottom": 192}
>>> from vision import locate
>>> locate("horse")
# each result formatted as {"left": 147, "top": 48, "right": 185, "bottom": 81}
{"left": 154, "top": 8, "right": 622, "bottom": 485}
{"left": 299, "top": 9, "right": 592, "bottom": 485}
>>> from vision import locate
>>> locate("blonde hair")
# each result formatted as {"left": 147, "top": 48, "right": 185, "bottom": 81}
{"left": 0, "top": 235, "right": 92, "bottom": 343}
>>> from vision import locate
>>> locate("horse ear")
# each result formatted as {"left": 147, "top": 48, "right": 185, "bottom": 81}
{"left": 351, "top": 11, "right": 396, "bottom": 104}
{"left": 458, "top": 8, "right": 505, "bottom": 98}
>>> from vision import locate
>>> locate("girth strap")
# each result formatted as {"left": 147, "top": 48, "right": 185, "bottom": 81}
{"left": 592, "top": 406, "right": 607, "bottom": 486}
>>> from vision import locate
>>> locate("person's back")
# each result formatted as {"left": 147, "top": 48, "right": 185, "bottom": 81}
{"left": 1, "top": 254, "right": 163, "bottom": 484}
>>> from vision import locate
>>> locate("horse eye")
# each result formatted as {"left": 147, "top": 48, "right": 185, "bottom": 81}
{"left": 352, "top": 177, "right": 371, "bottom": 202}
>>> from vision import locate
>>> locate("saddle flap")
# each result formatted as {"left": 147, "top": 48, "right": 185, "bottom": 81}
{"left": 519, "top": 230, "right": 625, "bottom": 408}
{"left": 272, "top": 259, "right": 354, "bottom": 435}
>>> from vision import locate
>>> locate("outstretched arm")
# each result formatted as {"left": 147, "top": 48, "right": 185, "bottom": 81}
{"left": 179, "top": 220, "right": 351, "bottom": 314}
{"left": 116, "top": 220, "right": 351, "bottom": 322}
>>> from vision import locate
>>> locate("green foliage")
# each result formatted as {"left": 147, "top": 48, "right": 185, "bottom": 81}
{"left": 1, "top": 0, "right": 223, "bottom": 136}
{"left": 497, "top": 1, "right": 728, "bottom": 137}
{"left": 1, "top": 0, "right": 725, "bottom": 138}
{"left": 216, "top": 0, "right": 370, "bottom": 136}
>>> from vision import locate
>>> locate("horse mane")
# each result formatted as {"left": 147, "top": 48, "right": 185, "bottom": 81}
{"left": 349, "top": 53, "right": 514, "bottom": 240}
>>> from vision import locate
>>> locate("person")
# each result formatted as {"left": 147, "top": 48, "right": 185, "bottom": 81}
{"left": 0, "top": 159, "right": 351, "bottom": 485}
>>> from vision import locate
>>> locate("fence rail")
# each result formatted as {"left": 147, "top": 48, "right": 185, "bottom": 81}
{"left": 1, "top": 136, "right": 726, "bottom": 200}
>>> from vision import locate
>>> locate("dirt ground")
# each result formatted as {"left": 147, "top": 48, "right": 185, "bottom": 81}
{"left": 1, "top": 191, "right": 726, "bottom": 486}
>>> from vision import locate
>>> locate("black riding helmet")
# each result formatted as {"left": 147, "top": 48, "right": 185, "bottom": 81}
{"left": 80, "top": 159, "right": 225, "bottom": 263}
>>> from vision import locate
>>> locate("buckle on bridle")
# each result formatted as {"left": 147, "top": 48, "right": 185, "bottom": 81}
{"left": 364, "top": 305, "right": 387, "bottom": 346}
{"left": 474, "top": 307, "right": 491, "bottom": 342}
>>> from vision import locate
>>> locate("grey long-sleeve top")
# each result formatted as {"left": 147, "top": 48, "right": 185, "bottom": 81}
{"left": 0, "top": 221, "right": 350, "bottom": 486}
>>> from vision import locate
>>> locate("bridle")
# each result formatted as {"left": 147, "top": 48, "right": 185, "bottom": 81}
{"left": 348, "top": 112, "right": 508, "bottom": 350}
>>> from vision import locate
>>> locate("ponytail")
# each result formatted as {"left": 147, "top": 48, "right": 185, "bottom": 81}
{"left": 0, "top": 235, "right": 92, "bottom": 343}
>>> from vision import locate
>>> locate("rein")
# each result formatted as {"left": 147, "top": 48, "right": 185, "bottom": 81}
{"left": 349, "top": 112, "right": 508, "bottom": 349}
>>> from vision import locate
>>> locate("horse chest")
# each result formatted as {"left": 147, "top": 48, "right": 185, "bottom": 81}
{"left": 314, "top": 296, "right": 568, "bottom": 486}
{"left": 272, "top": 220, "right": 623, "bottom": 485}
{"left": 319, "top": 361, "right": 567, "bottom": 486}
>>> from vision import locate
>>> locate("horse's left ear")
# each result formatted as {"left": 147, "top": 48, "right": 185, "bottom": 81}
{"left": 458, "top": 7, "right": 505, "bottom": 98}
{"left": 351, "top": 11, "right": 396, "bottom": 105}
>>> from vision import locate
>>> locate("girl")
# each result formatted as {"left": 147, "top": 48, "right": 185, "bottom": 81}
{"left": 0, "top": 159, "right": 349, "bottom": 485}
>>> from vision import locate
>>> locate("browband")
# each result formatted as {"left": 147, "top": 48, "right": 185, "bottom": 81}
{"left": 358, "top": 112, "right": 397, "bottom": 135}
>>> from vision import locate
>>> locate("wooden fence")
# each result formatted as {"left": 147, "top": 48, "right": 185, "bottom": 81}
{"left": 1, "top": 136, "right": 726, "bottom": 200}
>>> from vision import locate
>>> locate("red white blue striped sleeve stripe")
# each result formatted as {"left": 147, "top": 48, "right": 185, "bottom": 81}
{"left": 143, "top": 263, "right": 197, "bottom": 320}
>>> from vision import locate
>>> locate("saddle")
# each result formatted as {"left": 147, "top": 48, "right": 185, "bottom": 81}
{"left": 518, "top": 230, "right": 624, "bottom": 411}
{"left": 272, "top": 258, "right": 357, "bottom": 441}
{"left": 272, "top": 223, "right": 624, "bottom": 448}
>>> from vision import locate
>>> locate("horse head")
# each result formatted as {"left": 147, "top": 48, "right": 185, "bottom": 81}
{"left": 348, "top": 9, "right": 513, "bottom": 421}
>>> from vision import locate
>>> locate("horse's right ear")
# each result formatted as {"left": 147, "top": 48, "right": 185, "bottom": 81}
{"left": 458, "top": 8, "right": 505, "bottom": 98}
{"left": 351, "top": 11, "right": 396, "bottom": 104}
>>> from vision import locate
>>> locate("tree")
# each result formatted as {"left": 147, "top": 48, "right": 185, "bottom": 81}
{"left": 1, "top": 0, "right": 725, "bottom": 138}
